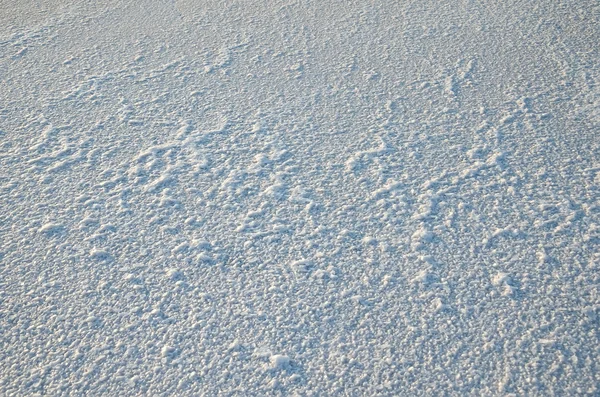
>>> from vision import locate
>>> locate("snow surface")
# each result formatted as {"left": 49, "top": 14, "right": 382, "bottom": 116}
{"left": 1, "top": 0, "right": 599, "bottom": 395}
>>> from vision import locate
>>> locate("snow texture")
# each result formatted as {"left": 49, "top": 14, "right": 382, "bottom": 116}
{"left": 1, "top": 0, "right": 599, "bottom": 395}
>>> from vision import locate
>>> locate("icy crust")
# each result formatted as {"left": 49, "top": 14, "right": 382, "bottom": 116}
{"left": 1, "top": 0, "right": 600, "bottom": 395}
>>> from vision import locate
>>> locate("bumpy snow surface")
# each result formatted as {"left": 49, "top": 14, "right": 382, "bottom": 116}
{"left": 1, "top": 0, "right": 599, "bottom": 395}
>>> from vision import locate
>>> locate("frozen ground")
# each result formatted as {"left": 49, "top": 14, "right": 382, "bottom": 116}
{"left": 1, "top": 0, "right": 599, "bottom": 395}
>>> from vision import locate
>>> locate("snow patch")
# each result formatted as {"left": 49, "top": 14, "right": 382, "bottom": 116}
{"left": 270, "top": 354, "right": 290, "bottom": 369}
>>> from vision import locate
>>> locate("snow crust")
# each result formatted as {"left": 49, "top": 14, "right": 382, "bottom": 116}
{"left": 1, "top": 0, "right": 599, "bottom": 395}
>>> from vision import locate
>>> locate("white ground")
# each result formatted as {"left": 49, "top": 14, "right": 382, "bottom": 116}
{"left": 1, "top": 0, "right": 599, "bottom": 395}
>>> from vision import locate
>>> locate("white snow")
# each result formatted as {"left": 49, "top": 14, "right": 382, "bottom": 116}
{"left": 270, "top": 354, "right": 291, "bottom": 369}
{"left": 1, "top": 0, "right": 599, "bottom": 395}
{"left": 38, "top": 222, "right": 64, "bottom": 234}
